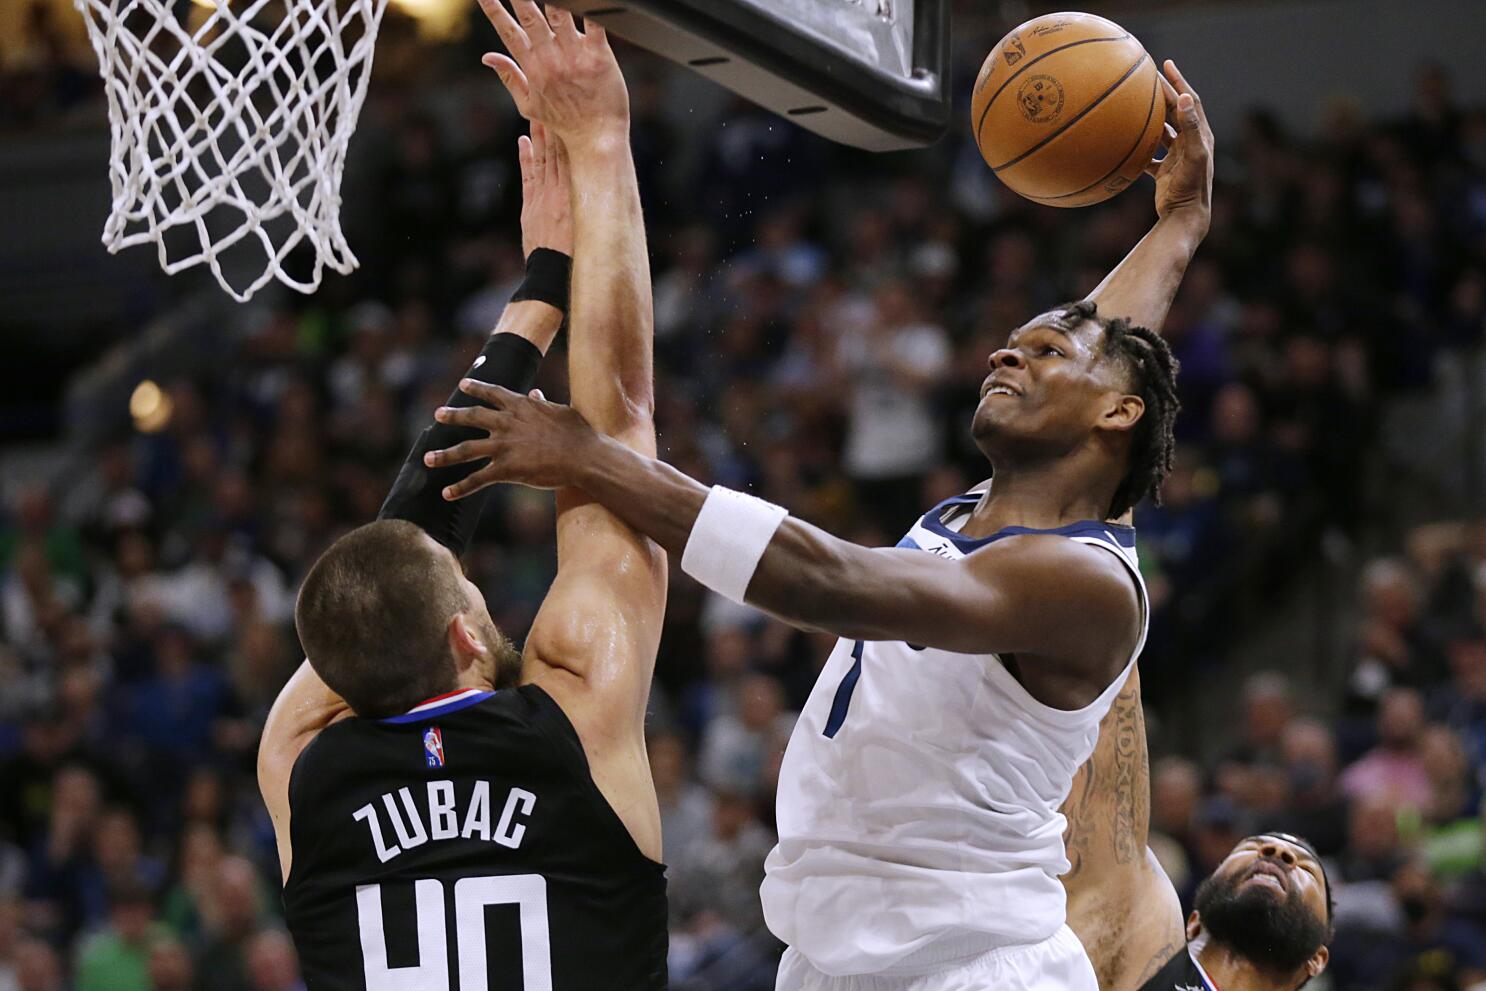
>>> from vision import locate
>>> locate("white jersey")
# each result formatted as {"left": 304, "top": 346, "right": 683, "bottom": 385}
{"left": 760, "top": 493, "right": 1148, "bottom": 978}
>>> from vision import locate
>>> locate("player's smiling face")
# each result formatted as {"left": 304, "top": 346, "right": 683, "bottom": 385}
{"left": 970, "top": 312, "right": 1137, "bottom": 458}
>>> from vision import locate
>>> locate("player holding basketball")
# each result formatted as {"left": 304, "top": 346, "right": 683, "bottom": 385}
{"left": 425, "top": 59, "right": 1212, "bottom": 991}
{"left": 256, "top": 6, "right": 671, "bottom": 988}
{"left": 1061, "top": 674, "right": 1335, "bottom": 990}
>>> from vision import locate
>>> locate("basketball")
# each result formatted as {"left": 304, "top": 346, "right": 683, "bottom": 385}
{"left": 971, "top": 12, "right": 1166, "bottom": 207}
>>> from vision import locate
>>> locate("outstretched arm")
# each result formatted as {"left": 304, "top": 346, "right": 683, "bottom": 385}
{"left": 1086, "top": 60, "right": 1213, "bottom": 331}
{"left": 377, "top": 121, "right": 571, "bottom": 550}
{"left": 258, "top": 121, "right": 572, "bottom": 882}
{"left": 431, "top": 393, "right": 1136, "bottom": 672}
{"left": 474, "top": 0, "right": 666, "bottom": 859}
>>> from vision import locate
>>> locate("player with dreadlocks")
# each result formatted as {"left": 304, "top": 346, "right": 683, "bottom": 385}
{"left": 420, "top": 57, "right": 1212, "bottom": 991}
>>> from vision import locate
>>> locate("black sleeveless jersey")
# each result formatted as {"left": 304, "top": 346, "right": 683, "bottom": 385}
{"left": 282, "top": 685, "right": 668, "bottom": 991}
{"left": 1137, "top": 947, "right": 1210, "bottom": 991}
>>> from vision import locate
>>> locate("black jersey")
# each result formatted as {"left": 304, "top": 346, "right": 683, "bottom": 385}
{"left": 283, "top": 685, "right": 667, "bottom": 991}
{"left": 1137, "top": 947, "right": 1212, "bottom": 991}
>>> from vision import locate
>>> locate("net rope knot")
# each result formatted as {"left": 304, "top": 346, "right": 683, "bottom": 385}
{"left": 74, "top": 0, "right": 389, "bottom": 301}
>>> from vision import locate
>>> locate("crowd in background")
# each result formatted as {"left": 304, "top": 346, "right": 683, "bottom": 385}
{"left": 1, "top": 2, "right": 1486, "bottom": 989}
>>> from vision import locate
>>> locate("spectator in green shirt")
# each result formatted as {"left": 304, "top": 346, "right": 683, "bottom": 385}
{"left": 74, "top": 880, "right": 168, "bottom": 991}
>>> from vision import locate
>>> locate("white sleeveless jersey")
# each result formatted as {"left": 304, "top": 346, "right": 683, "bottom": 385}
{"left": 760, "top": 494, "right": 1148, "bottom": 978}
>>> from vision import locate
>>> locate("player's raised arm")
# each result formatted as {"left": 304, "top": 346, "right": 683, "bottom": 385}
{"left": 257, "top": 119, "right": 573, "bottom": 881}
{"left": 1085, "top": 60, "right": 1213, "bottom": 332}
{"left": 474, "top": 0, "right": 666, "bottom": 802}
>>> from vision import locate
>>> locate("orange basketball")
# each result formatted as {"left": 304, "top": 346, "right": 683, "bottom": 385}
{"left": 971, "top": 12, "right": 1165, "bottom": 208}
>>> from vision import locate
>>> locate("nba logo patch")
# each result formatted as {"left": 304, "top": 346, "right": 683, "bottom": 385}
{"left": 423, "top": 726, "right": 445, "bottom": 768}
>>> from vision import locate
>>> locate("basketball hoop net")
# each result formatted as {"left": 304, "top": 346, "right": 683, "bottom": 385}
{"left": 74, "top": 0, "right": 390, "bottom": 301}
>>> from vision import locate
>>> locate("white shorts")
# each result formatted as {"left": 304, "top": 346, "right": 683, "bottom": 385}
{"left": 774, "top": 926, "right": 1098, "bottom": 991}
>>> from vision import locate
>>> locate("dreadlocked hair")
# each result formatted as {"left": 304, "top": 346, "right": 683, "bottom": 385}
{"left": 1052, "top": 300, "right": 1182, "bottom": 519}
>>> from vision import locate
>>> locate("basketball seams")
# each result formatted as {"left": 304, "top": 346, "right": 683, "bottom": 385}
{"left": 989, "top": 51, "right": 1150, "bottom": 174}
{"left": 1039, "top": 67, "right": 1160, "bottom": 203}
{"left": 974, "top": 34, "right": 1131, "bottom": 144}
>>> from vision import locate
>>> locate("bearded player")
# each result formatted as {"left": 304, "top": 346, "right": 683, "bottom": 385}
{"left": 1061, "top": 674, "right": 1334, "bottom": 990}
{"left": 423, "top": 61, "right": 1213, "bottom": 991}
{"left": 256, "top": 7, "right": 671, "bottom": 988}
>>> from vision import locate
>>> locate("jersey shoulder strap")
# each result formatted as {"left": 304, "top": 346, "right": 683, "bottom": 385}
{"left": 1137, "top": 947, "right": 1206, "bottom": 991}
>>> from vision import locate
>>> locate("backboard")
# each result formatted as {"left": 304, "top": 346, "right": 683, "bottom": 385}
{"left": 558, "top": 0, "right": 951, "bottom": 151}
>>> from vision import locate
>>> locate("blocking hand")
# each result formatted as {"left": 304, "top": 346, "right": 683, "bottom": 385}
{"left": 477, "top": 0, "right": 629, "bottom": 145}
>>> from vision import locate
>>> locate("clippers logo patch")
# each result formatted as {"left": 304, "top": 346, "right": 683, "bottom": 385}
{"left": 423, "top": 726, "right": 445, "bottom": 768}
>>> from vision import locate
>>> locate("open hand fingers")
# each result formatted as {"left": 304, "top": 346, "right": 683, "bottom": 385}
{"left": 517, "top": 133, "right": 534, "bottom": 189}
{"left": 433, "top": 405, "right": 504, "bottom": 431}
{"left": 529, "top": 121, "right": 547, "bottom": 175}
{"left": 459, "top": 379, "right": 522, "bottom": 407}
{"left": 509, "top": 0, "right": 554, "bottom": 41}
{"left": 1159, "top": 121, "right": 1177, "bottom": 151}
{"left": 1164, "top": 60, "right": 1209, "bottom": 136}
{"left": 476, "top": 0, "right": 529, "bottom": 53}
{"left": 442, "top": 466, "right": 503, "bottom": 502}
{"left": 531, "top": 121, "right": 558, "bottom": 185}
{"left": 545, "top": 3, "right": 579, "bottom": 41}
{"left": 1158, "top": 73, "right": 1179, "bottom": 117}
{"left": 424, "top": 439, "right": 497, "bottom": 469}
{"left": 1163, "top": 59, "right": 1194, "bottom": 97}
{"left": 481, "top": 53, "right": 531, "bottom": 113}
{"left": 1174, "top": 92, "right": 1200, "bottom": 135}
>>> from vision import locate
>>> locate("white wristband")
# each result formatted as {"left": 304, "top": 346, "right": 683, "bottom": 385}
{"left": 681, "top": 486, "right": 789, "bottom": 603}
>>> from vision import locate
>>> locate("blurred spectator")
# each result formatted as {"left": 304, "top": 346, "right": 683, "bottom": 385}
{"left": 651, "top": 733, "right": 713, "bottom": 867}
{"left": 669, "top": 791, "right": 774, "bottom": 939}
{"left": 1185, "top": 796, "right": 1245, "bottom": 907}
{"left": 1332, "top": 857, "right": 1486, "bottom": 991}
{"left": 74, "top": 878, "right": 167, "bottom": 991}
{"left": 25, "top": 764, "right": 104, "bottom": 940}
{"left": 191, "top": 857, "right": 269, "bottom": 991}
{"left": 1228, "top": 671, "right": 1295, "bottom": 766}
{"left": 697, "top": 675, "right": 794, "bottom": 794}
{"left": 0, "top": 897, "right": 20, "bottom": 991}
{"left": 1348, "top": 560, "right": 1448, "bottom": 722}
{"left": 1148, "top": 756, "right": 1201, "bottom": 891}
{"left": 147, "top": 935, "right": 196, "bottom": 991}
{"left": 245, "top": 930, "right": 303, "bottom": 991}
{"left": 838, "top": 280, "right": 951, "bottom": 533}
{"left": 1340, "top": 793, "right": 1408, "bottom": 884}
{"left": 11, "top": 939, "right": 62, "bottom": 991}
{"left": 161, "top": 824, "right": 224, "bottom": 940}
{"left": 116, "top": 625, "right": 232, "bottom": 775}
{"left": 1341, "top": 688, "right": 1434, "bottom": 813}
{"left": 1261, "top": 716, "right": 1348, "bottom": 857}
{"left": 1439, "top": 638, "right": 1486, "bottom": 782}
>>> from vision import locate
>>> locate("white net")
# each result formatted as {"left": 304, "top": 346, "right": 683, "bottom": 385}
{"left": 74, "top": 0, "right": 390, "bottom": 301}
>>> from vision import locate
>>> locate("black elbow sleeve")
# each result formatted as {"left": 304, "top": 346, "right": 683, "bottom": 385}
{"left": 378, "top": 333, "right": 544, "bottom": 555}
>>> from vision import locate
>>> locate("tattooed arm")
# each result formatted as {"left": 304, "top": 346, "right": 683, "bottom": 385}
{"left": 1062, "top": 669, "right": 1186, "bottom": 991}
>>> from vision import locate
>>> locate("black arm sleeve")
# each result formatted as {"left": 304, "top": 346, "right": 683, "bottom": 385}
{"left": 378, "top": 333, "right": 543, "bottom": 555}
